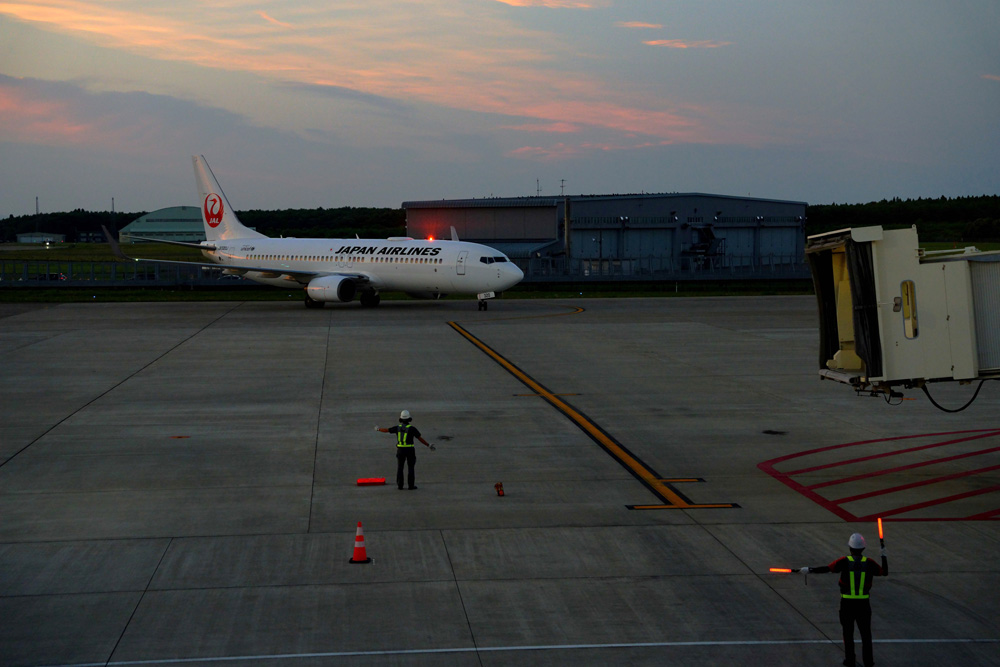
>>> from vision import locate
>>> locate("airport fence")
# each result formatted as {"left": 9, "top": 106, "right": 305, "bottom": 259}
{"left": 0, "top": 260, "right": 241, "bottom": 286}
{"left": 516, "top": 254, "right": 810, "bottom": 282}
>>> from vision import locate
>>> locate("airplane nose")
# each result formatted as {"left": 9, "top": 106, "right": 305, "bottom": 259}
{"left": 500, "top": 263, "right": 524, "bottom": 290}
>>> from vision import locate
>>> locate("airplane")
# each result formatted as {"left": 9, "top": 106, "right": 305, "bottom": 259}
{"left": 108, "top": 155, "right": 524, "bottom": 309}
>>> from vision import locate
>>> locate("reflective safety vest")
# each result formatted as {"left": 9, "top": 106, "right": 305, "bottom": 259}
{"left": 397, "top": 424, "right": 414, "bottom": 447}
{"left": 842, "top": 555, "right": 870, "bottom": 599}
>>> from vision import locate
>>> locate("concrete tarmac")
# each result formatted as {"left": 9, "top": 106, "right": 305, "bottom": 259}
{"left": 1, "top": 296, "right": 998, "bottom": 666}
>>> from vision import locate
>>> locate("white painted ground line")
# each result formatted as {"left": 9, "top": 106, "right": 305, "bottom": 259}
{"left": 46, "top": 637, "right": 1000, "bottom": 667}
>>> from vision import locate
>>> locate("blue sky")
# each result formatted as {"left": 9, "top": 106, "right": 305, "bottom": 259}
{"left": 2, "top": 1, "right": 998, "bottom": 216}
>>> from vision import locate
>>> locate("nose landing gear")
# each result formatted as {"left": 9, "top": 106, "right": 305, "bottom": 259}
{"left": 476, "top": 291, "right": 496, "bottom": 311}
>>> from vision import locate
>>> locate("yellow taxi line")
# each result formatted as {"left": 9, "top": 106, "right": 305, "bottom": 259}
{"left": 448, "top": 320, "right": 737, "bottom": 510}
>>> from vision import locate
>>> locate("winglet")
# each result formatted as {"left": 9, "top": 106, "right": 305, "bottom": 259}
{"left": 101, "top": 225, "right": 130, "bottom": 261}
{"left": 451, "top": 226, "right": 460, "bottom": 241}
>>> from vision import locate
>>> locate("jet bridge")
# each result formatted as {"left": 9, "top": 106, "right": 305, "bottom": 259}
{"left": 806, "top": 225, "right": 1000, "bottom": 407}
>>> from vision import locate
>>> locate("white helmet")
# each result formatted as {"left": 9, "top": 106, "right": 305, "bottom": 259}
{"left": 399, "top": 410, "right": 411, "bottom": 421}
{"left": 848, "top": 533, "right": 866, "bottom": 550}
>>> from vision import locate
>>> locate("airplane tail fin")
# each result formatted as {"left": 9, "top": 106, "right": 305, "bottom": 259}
{"left": 192, "top": 155, "right": 267, "bottom": 241}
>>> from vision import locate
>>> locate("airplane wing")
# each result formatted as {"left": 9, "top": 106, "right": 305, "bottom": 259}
{"left": 104, "top": 225, "right": 209, "bottom": 262}
{"left": 102, "top": 226, "right": 369, "bottom": 285}
{"left": 119, "top": 234, "right": 217, "bottom": 251}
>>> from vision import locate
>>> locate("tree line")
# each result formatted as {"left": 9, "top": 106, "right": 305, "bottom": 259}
{"left": 806, "top": 195, "right": 1000, "bottom": 241}
{"left": 3, "top": 195, "right": 998, "bottom": 243}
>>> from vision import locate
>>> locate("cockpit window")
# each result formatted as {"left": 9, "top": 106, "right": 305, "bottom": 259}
{"left": 479, "top": 256, "right": 508, "bottom": 264}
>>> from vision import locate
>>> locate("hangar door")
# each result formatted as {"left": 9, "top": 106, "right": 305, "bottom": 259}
{"left": 717, "top": 227, "right": 754, "bottom": 266}
{"left": 571, "top": 229, "right": 619, "bottom": 258}
{"left": 623, "top": 229, "right": 672, "bottom": 259}
{"left": 759, "top": 227, "right": 796, "bottom": 265}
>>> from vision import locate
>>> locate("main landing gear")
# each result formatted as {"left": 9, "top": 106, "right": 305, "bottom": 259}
{"left": 304, "top": 293, "right": 325, "bottom": 309}
{"left": 477, "top": 299, "right": 489, "bottom": 311}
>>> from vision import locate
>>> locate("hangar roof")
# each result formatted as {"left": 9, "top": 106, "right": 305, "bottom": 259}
{"left": 121, "top": 206, "right": 203, "bottom": 232}
{"left": 402, "top": 198, "right": 560, "bottom": 209}
{"left": 403, "top": 193, "right": 807, "bottom": 208}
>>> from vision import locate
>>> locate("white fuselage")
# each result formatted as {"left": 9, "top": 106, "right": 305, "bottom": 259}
{"left": 202, "top": 236, "right": 523, "bottom": 295}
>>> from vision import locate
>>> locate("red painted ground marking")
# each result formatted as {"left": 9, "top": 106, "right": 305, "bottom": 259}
{"left": 810, "top": 444, "right": 1000, "bottom": 491}
{"left": 864, "top": 485, "right": 1000, "bottom": 521}
{"left": 831, "top": 462, "right": 1000, "bottom": 504}
{"left": 786, "top": 431, "right": 1000, "bottom": 476}
{"left": 758, "top": 429, "right": 1000, "bottom": 522}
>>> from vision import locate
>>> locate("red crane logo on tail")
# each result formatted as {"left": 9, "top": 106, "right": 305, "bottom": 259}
{"left": 204, "top": 193, "right": 224, "bottom": 228}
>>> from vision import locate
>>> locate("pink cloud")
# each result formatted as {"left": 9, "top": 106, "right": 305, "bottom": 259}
{"left": 502, "top": 122, "right": 580, "bottom": 133}
{"left": 516, "top": 99, "right": 701, "bottom": 141}
{"left": 0, "top": 76, "right": 230, "bottom": 155}
{"left": 616, "top": 21, "right": 663, "bottom": 29}
{"left": 644, "top": 39, "right": 733, "bottom": 49}
{"left": 983, "top": 74, "right": 1000, "bottom": 82}
{"left": 506, "top": 143, "right": 582, "bottom": 160}
{"left": 493, "top": 0, "right": 601, "bottom": 7}
{"left": 0, "top": 2, "right": 755, "bottom": 149}
{"left": 0, "top": 81, "right": 95, "bottom": 145}
{"left": 255, "top": 10, "right": 292, "bottom": 28}
{"left": 506, "top": 138, "right": 673, "bottom": 161}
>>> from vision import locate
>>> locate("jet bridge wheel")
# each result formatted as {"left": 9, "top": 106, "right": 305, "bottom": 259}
{"left": 360, "top": 290, "right": 381, "bottom": 308}
{"left": 304, "top": 292, "right": 325, "bottom": 309}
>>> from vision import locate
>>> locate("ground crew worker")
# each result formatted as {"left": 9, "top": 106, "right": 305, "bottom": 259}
{"left": 375, "top": 410, "right": 434, "bottom": 490}
{"left": 801, "top": 533, "right": 888, "bottom": 667}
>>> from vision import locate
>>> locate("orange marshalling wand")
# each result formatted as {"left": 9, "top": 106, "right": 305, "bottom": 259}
{"left": 878, "top": 517, "right": 884, "bottom": 540}
{"left": 769, "top": 568, "right": 794, "bottom": 573}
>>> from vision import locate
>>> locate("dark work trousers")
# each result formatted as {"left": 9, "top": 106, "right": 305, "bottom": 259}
{"left": 839, "top": 598, "right": 873, "bottom": 666}
{"left": 396, "top": 447, "right": 416, "bottom": 489}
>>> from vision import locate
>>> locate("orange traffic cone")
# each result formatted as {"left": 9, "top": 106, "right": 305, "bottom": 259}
{"left": 349, "top": 521, "right": 372, "bottom": 564}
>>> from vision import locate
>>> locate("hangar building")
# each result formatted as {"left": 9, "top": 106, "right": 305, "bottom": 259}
{"left": 403, "top": 193, "right": 808, "bottom": 281}
{"left": 17, "top": 232, "right": 66, "bottom": 243}
{"left": 119, "top": 206, "right": 204, "bottom": 243}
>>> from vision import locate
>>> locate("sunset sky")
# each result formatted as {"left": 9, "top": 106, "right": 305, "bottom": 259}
{"left": 2, "top": 1, "right": 998, "bottom": 216}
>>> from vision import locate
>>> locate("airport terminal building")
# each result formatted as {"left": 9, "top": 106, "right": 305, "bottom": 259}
{"left": 403, "top": 193, "right": 809, "bottom": 281}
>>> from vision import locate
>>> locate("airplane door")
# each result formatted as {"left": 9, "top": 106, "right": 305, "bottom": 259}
{"left": 457, "top": 251, "right": 468, "bottom": 275}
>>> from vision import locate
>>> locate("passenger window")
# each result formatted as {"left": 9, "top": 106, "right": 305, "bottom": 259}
{"left": 901, "top": 280, "right": 918, "bottom": 338}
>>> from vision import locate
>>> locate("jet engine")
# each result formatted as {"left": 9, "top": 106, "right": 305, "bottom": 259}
{"left": 306, "top": 275, "right": 357, "bottom": 302}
